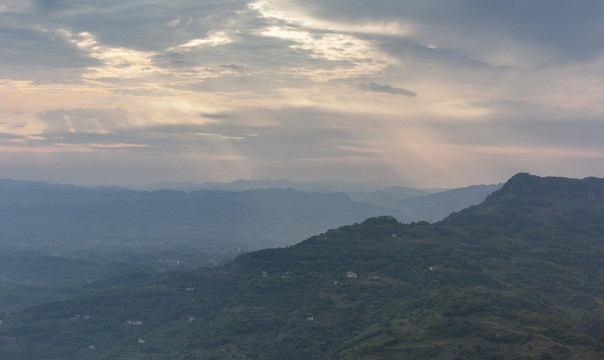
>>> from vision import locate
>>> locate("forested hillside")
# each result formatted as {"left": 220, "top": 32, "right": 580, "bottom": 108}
{"left": 0, "top": 179, "right": 500, "bottom": 269}
{"left": 0, "top": 179, "right": 499, "bottom": 314}
{"left": 0, "top": 173, "right": 602, "bottom": 359}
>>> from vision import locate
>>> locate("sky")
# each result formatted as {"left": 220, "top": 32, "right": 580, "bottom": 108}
{"left": 1, "top": 0, "right": 604, "bottom": 188}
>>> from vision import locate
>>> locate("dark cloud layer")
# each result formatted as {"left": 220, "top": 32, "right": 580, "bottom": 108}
{"left": 296, "top": 0, "right": 604, "bottom": 65}
{"left": 359, "top": 83, "right": 416, "bottom": 97}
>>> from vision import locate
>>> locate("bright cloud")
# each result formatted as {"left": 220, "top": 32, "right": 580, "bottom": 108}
{"left": 169, "top": 32, "right": 233, "bottom": 51}
{"left": 248, "top": 0, "right": 409, "bottom": 36}
{"left": 65, "top": 31, "right": 162, "bottom": 80}
{"left": 258, "top": 26, "right": 395, "bottom": 79}
{"left": 0, "top": 1, "right": 603, "bottom": 187}
{"left": 251, "top": 0, "right": 398, "bottom": 80}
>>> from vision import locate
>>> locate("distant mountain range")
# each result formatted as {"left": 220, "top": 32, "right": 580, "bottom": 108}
{"left": 130, "top": 177, "right": 499, "bottom": 223}
{"left": 130, "top": 178, "right": 442, "bottom": 194}
{"left": 1, "top": 173, "right": 602, "bottom": 359}
{"left": 0, "top": 178, "right": 500, "bottom": 314}
{"left": 0, "top": 178, "right": 501, "bottom": 268}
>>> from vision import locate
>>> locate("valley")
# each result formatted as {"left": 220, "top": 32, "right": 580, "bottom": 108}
{"left": 0, "top": 174, "right": 602, "bottom": 359}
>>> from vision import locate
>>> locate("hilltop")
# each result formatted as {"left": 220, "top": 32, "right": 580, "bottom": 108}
{"left": 0, "top": 174, "right": 602, "bottom": 359}
{"left": 489, "top": 172, "right": 604, "bottom": 201}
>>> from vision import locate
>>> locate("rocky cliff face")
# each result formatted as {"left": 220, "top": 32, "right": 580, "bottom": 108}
{"left": 490, "top": 173, "right": 604, "bottom": 201}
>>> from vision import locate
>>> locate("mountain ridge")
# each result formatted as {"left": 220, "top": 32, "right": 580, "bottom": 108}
{"left": 490, "top": 172, "right": 604, "bottom": 201}
{"left": 1, "top": 173, "right": 602, "bottom": 359}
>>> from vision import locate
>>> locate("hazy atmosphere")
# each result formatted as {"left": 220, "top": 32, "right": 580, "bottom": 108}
{"left": 2, "top": 0, "right": 604, "bottom": 187}
{"left": 2, "top": 4, "right": 604, "bottom": 358}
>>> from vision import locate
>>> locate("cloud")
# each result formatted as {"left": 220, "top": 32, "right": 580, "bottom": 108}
{"left": 1, "top": 1, "right": 604, "bottom": 187}
{"left": 38, "top": 108, "right": 129, "bottom": 135}
{"left": 0, "top": 1, "right": 249, "bottom": 80}
{"left": 359, "top": 82, "right": 416, "bottom": 97}
{"left": 199, "top": 113, "right": 234, "bottom": 119}
{"left": 248, "top": 0, "right": 409, "bottom": 36}
{"left": 88, "top": 143, "right": 148, "bottom": 149}
{"left": 168, "top": 31, "right": 233, "bottom": 51}
{"left": 28, "top": 1, "right": 248, "bottom": 49}
{"left": 274, "top": 0, "right": 604, "bottom": 67}
{"left": 254, "top": 27, "right": 395, "bottom": 80}
{"left": 0, "top": 0, "right": 33, "bottom": 13}
{"left": 247, "top": 0, "right": 399, "bottom": 79}
{"left": 0, "top": 27, "right": 96, "bottom": 83}
{"left": 64, "top": 31, "right": 161, "bottom": 80}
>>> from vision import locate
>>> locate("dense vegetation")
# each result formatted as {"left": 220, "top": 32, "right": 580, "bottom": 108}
{"left": 0, "top": 254, "right": 144, "bottom": 313}
{"left": 0, "top": 179, "right": 499, "bottom": 313}
{"left": 0, "top": 173, "right": 602, "bottom": 359}
{"left": 0, "top": 180, "right": 500, "bottom": 268}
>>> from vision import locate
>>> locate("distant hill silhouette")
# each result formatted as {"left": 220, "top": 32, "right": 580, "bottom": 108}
{"left": 0, "top": 178, "right": 500, "bottom": 268}
{"left": 487, "top": 172, "right": 604, "bottom": 201}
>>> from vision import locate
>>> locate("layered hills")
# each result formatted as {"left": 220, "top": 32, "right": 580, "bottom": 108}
{"left": 0, "top": 179, "right": 499, "bottom": 267}
{"left": 0, "top": 173, "right": 602, "bottom": 359}
{"left": 0, "top": 178, "right": 499, "bottom": 314}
